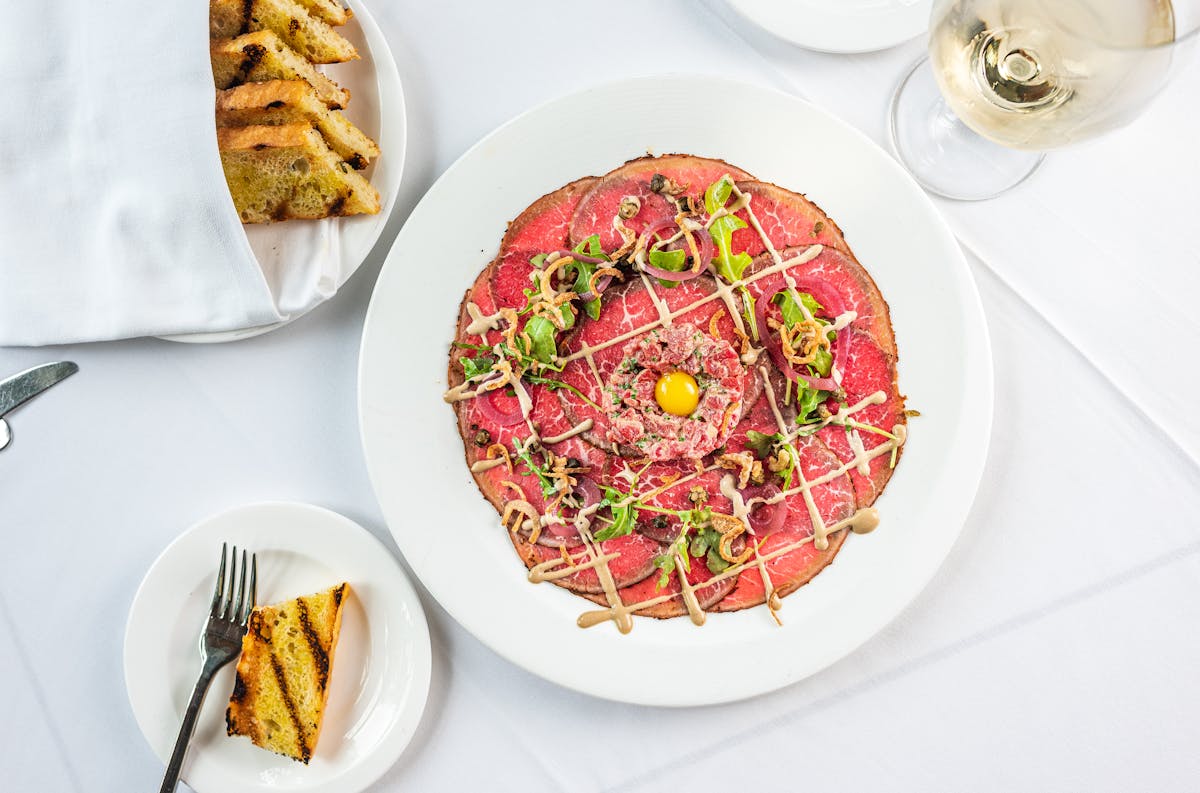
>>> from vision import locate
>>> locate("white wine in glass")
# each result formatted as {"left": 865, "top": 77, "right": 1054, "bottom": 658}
{"left": 891, "top": 0, "right": 1196, "bottom": 200}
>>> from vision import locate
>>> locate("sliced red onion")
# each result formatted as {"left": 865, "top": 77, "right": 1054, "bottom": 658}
{"left": 570, "top": 477, "right": 602, "bottom": 509}
{"left": 789, "top": 279, "right": 847, "bottom": 320}
{"left": 638, "top": 215, "right": 679, "bottom": 248}
{"left": 755, "top": 296, "right": 839, "bottom": 392}
{"left": 739, "top": 484, "right": 787, "bottom": 536}
{"left": 642, "top": 260, "right": 706, "bottom": 282}
{"left": 544, "top": 521, "right": 579, "bottom": 538}
{"left": 476, "top": 386, "right": 524, "bottom": 426}
{"left": 687, "top": 228, "right": 716, "bottom": 273}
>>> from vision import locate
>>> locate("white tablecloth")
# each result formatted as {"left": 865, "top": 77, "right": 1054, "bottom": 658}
{"left": 3, "top": 2, "right": 1198, "bottom": 791}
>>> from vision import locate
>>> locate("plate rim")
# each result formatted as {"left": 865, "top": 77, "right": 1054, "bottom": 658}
{"left": 122, "top": 500, "right": 432, "bottom": 792}
{"left": 724, "top": 0, "right": 932, "bottom": 54}
{"left": 357, "top": 73, "right": 993, "bottom": 706}
{"left": 162, "top": 0, "right": 408, "bottom": 344}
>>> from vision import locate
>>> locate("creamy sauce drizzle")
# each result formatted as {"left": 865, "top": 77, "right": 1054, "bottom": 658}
{"left": 466, "top": 304, "right": 504, "bottom": 336}
{"left": 541, "top": 419, "right": 594, "bottom": 445}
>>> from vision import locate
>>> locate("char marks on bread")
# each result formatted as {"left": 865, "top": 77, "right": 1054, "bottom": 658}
{"left": 226, "top": 583, "right": 349, "bottom": 763}
{"left": 208, "top": 0, "right": 380, "bottom": 223}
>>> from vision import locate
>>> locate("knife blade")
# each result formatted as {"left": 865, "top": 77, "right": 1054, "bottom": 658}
{"left": 0, "top": 361, "right": 79, "bottom": 417}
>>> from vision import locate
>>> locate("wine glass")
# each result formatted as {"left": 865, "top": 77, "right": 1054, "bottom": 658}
{"left": 890, "top": 0, "right": 1199, "bottom": 200}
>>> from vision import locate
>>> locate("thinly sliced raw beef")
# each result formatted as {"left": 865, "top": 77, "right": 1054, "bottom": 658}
{"left": 446, "top": 155, "right": 909, "bottom": 626}
{"left": 729, "top": 180, "right": 848, "bottom": 258}
{"left": 459, "top": 385, "right": 610, "bottom": 534}
{"left": 714, "top": 406, "right": 858, "bottom": 612}
{"left": 629, "top": 460, "right": 733, "bottom": 543}
{"left": 450, "top": 265, "right": 529, "bottom": 460}
{"left": 817, "top": 328, "right": 905, "bottom": 506}
{"left": 555, "top": 275, "right": 750, "bottom": 453}
{"left": 509, "top": 531, "right": 663, "bottom": 594}
{"left": 490, "top": 177, "right": 597, "bottom": 310}
{"left": 570, "top": 155, "right": 752, "bottom": 251}
{"left": 742, "top": 246, "right": 897, "bottom": 358}
{"left": 584, "top": 552, "right": 737, "bottom": 619}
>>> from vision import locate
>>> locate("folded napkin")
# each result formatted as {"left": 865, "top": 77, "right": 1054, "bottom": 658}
{"left": 0, "top": 1, "right": 346, "bottom": 345}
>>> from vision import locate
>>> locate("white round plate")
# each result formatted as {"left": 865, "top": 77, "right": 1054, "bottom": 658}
{"left": 124, "top": 502, "right": 431, "bottom": 792}
{"left": 726, "top": 0, "right": 932, "bottom": 54}
{"left": 358, "top": 75, "right": 992, "bottom": 706}
{"left": 164, "top": 0, "right": 406, "bottom": 343}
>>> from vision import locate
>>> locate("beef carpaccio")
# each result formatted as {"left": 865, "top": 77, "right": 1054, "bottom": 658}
{"left": 445, "top": 155, "right": 906, "bottom": 634}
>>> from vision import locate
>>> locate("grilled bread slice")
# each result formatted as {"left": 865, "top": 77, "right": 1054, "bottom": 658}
{"left": 218, "top": 123, "right": 380, "bottom": 223}
{"left": 211, "top": 31, "right": 350, "bottom": 109}
{"left": 293, "top": 0, "right": 352, "bottom": 26}
{"left": 226, "top": 583, "right": 349, "bottom": 764}
{"left": 216, "top": 80, "right": 379, "bottom": 169}
{"left": 210, "top": 0, "right": 358, "bottom": 63}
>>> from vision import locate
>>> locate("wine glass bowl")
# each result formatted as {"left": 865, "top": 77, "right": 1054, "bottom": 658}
{"left": 891, "top": 0, "right": 1197, "bottom": 200}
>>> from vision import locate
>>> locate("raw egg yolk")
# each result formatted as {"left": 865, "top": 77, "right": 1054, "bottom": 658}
{"left": 655, "top": 371, "right": 700, "bottom": 417}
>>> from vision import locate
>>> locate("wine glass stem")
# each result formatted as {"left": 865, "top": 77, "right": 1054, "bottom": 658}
{"left": 888, "top": 56, "right": 1046, "bottom": 202}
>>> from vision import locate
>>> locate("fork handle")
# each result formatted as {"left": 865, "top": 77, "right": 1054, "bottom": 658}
{"left": 158, "top": 661, "right": 221, "bottom": 793}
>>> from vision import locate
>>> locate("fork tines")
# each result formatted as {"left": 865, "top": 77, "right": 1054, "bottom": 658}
{"left": 210, "top": 542, "right": 257, "bottom": 626}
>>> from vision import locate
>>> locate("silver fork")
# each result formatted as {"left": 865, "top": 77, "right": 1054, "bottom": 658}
{"left": 158, "top": 544, "right": 257, "bottom": 793}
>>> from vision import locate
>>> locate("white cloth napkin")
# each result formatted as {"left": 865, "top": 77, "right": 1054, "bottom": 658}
{"left": 0, "top": 1, "right": 343, "bottom": 345}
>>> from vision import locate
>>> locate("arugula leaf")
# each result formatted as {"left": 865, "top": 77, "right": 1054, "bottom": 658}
{"left": 651, "top": 533, "right": 691, "bottom": 590}
{"left": 524, "top": 316, "right": 558, "bottom": 364}
{"left": 594, "top": 485, "right": 639, "bottom": 541}
{"left": 648, "top": 247, "right": 687, "bottom": 288}
{"left": 795, "top": 382, "right": 826, "bottom": 421}
{"left": 574, "top": 234, "right": 606, "bottom": 260}
{"left": 704, "top": 177, "right": 734, "bottom": 215}
{"left": 704, "top": 177, "right": 752, "bottom": 283}
{"left": 459, "top": 354, "right": 495, "bottom": 381}
{"left": 687, "top": 524, "right": 731, "bottom": 575}
{"left": 744, "top": 430, "right": 783, "bottom": 458}
{"left": 513, "top": 438, "right": 558, "bottom": 498}
{"left": 529, "top": 253, "right": 548, "bottom": 269}
{"left": 523, "top": 374, "right": 602, "bottom": 411}
{"left": 565, "top": 238, "right": 609, "bottom": 320}
{"left": 568, "top": 260, "right": 601, "bottom": 320}
{"left": 741, "top": 288, "right": 759, "bottom": 342}
{"left": 711, "top": 221, "right": 751, "bottom": 282}
{"left": 648, "top": 248, "right": 687, "bottom": 271}
{"left": 810, "top": 344, "right": 832, "bottom": 377}
{"left": 772, "top": 290, "right": 823, "bottom": 325}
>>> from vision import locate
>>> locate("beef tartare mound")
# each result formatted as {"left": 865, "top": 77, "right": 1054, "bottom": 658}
{"left": 445, "top": 154, "right": 906, "bottom": 634}
{"left": 606, "top": 324, "right": 745, "bottom": 461}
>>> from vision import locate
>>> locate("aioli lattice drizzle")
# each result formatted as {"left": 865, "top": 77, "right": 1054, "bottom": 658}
{"left": 446, "top": 179, "right": 905, "bottom": 633}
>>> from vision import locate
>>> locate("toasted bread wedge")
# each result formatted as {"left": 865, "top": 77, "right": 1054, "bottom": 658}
{"left": 216, "top": 80, "right": 379, "bottom": 169}
{"left": 226, "top": 584, "right": 349, "bottom": 763}
{"left": 218, "top": 123, "right": 380, "bottom": 223}
{"left": 210, "top": 0, "right": 358, "bottom": 63}
{"left": 211, "top": 31, "right": 350, "bottom": 109}
{"left": 294, "top": 0, "right": 352, "bottom": 26}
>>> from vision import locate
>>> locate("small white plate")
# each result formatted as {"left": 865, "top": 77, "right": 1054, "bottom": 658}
{"left": 726, "top": 0, "right": 932, "bottom": 54}
{"left": 359, "top": 75, "right": 991, "bottom": 706}
{"left": 165, "top": 0, "right": 407, "bottom": 343}
{"left": 124, "top": 502, "right": 430, "bottom": 793}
